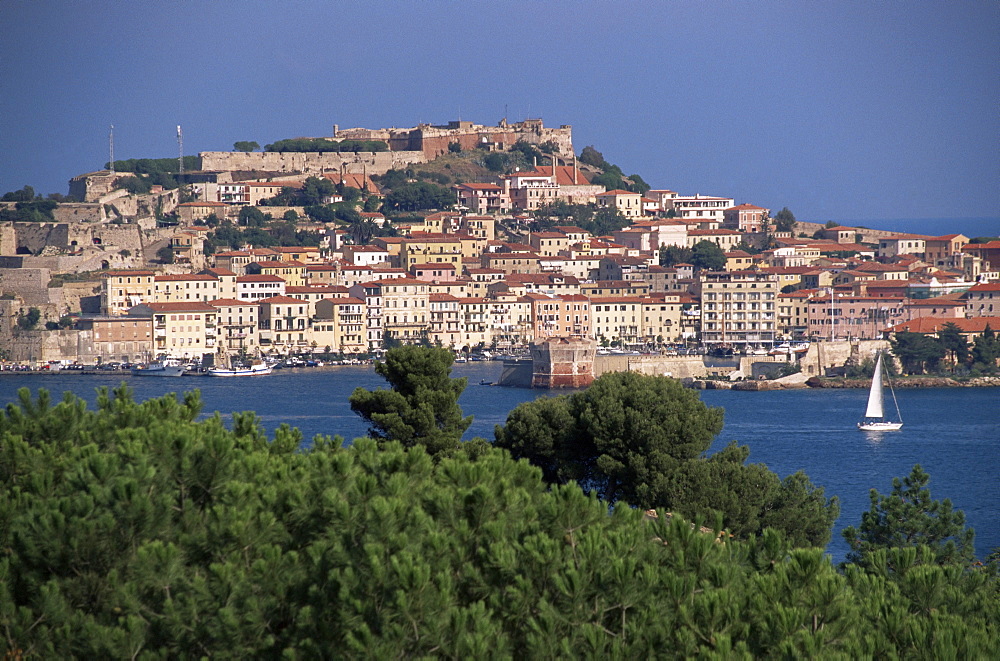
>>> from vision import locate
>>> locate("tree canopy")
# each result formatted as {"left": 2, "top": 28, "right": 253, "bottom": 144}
{"left": 841, "top": 464, "right": 976, "bottom": 570}
{"left": 233, "top": 140, "right": 260, "bottom": 152}
{"left": 382, "top": 181, "right": 454, "bottom": 212}
{"left": 349, "top": 345, "right": 472, "bottom": 455}
{"left": 774, "top": 207, "right": 796, "bottom": 232}
{"left": 690, "top": 239, "right": 727, "bottom": 272}
{"left": 2, "top": 385, "right": 996, "bottom": 658}
{"left": 264, "top": 138, "right": 388, "bottom": 153}
{"left": 494, "top": 372, "right": 839, "bottom": 546}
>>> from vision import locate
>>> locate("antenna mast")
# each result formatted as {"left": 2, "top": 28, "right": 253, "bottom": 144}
{"left": 109, "top": 125, "right": 115, "bottom": 175}
{"left": 177, "top": 125, "right": 184, "bottom": 180}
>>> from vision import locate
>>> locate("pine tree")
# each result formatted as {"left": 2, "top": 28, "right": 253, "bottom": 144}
{"left": 841, "top": 464, "right": 975, "bottom": 569}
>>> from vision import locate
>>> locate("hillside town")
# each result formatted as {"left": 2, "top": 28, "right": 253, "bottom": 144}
{"left": 1, "top": 118, "right": 998, "bottom": 373}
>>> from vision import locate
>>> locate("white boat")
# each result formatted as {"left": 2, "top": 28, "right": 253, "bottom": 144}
{"left": 130, "top": 359, "right": 186, "bottom": 377}
{"left": 207, "top": 361, "right": 272, "bottom": 377}
{"left": 858, "top": 354, "right": 903, "bottom": 431}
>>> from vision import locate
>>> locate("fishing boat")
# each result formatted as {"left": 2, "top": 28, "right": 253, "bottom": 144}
{"left": 858, "top": 353, "right": 903, "bottom": 431}
{"left": 207, "top": 361, "right": 272, "bottom": 377}
{"left": 130, "top": 358, "right": 186, "bottom": 377}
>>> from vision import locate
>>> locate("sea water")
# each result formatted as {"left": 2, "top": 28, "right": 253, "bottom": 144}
{"left": 2, "top": 364, "right": 997, "bottom": 563}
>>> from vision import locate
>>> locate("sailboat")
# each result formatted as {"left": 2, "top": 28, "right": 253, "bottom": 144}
{"left": 857, "top": 353, "right": 903, "bottom": 431}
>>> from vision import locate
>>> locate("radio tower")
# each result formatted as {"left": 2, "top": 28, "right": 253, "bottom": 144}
{"left": 109, "top": 125, "right": 115, "bottom": 175}
{"left": 177, "top": 125, "right": 184, "bottom": 180}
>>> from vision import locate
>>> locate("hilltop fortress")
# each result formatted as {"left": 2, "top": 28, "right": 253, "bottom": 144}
{"left": 200, "top": 118, "right": 574, "bottom": 176}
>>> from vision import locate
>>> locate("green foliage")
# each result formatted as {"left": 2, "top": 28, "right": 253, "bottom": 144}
{"left": 383, "top": 181, "right": 454, "bottom": 212}
{"left": 578, "top": 145, "right": 605, "bottom": 167}
{"left": 938, "top": 322, "right": 969, "bottom": 369}
{"left": 774, "top": 207, "right": 796, "bottom": 232}
{"left": 971, "top": 324, "right": 999, "bottom": 373}
{"left": 0, "top": 386, "right": 997, "bottom": 657}
{"left": 237, "top": 205, "right": 268, "bottom": 227}
{"left": 372, "top": 168, "right": 411, "bottom": 189}
{"left": 233, "top": 140, "right": 260, "bottom": 152}
{"left": 495, "top": 372, "right": 838, "bottom": 547}
{"left": 264, "top": 138, "right": 388, "bottom": 152}
{"left": 108, "top": 156, "right": 200, "bottom": 175}
{"left": 890, "top": 330, "right": 946, "bottom": 374}
{"left": 482, "top": 152, "right": 509, "bottom": 172}
{"left": 690, "top": 240, "right": 727, "bottom": 272}
{"left": 155, "top": 245, "right": 174, "bottom": 264}
{"left": 0, "top": 197, "right": 58, "bottom": 223}
{"left": 448, "top": 140, "right": 462, "bottom": 153}
{"left": 659, "top": 244, "right": 693, "bottom": 267}
{"left": 841, "top": 465, "right": 976, "bottom": 570}
{"left": 1, "top": 185, "right": 37, "bottom": 202}
{"left": 116, "top": 175, "right": 152, "bottom": 195}
{"left": 350, "top": 346, "right": 472, "bottom": 455}
{"left": 16, "top": 307, "right": 41, "bottom": 330}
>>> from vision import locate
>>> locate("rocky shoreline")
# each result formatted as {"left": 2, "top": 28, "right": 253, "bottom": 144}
{"left": 685, "top": 375, "right": 1000, "bottom": 391}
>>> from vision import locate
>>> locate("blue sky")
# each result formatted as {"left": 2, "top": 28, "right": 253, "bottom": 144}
{"left": 1, "top": 0, "right": 997, "bottom": 224}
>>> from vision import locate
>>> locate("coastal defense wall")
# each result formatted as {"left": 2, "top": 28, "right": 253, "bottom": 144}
{"left": 199, "top": 151, "right": 427, "bottom": 176}
{"left": 531, "top": 337, "right": 595, "bottom": 388}
{"left": 799, "top": 339, "right": 889, "bottom": 376}
{"left": 595, "top": 354, "right": 708, "bottom": 379}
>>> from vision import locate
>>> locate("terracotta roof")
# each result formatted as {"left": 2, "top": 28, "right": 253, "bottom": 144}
{"left": 888, "top": 316, "right": 999, "bottom": 334}
{"left": 144, "top": 302, "right": 218, "bottom": 312}
{"left": 209, "top": 298, "right": 256, "bottom": 306}
{"left": 236, "top": 274, "right": 284, "bottom": 282}
{"left": 257, "top": 296, "right": 304, "bottom": 305}
{"left": 155, "top": 274, "right": 217, "bottom": 282}
{"left": 105, "top": 270, "right": 156, "bottom": 277}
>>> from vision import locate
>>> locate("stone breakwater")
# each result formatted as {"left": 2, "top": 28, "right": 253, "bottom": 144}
{"left": 683, "top": 376, "right": 1000, "bottom": 391}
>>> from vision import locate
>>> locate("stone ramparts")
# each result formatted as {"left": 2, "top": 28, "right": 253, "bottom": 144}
{"left": 200, "top": 151, "right": 426, "bottom": 176}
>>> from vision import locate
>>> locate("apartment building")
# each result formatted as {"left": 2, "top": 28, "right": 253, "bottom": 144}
{"left": 128, "top": 301, "right": 218, "bottom": 361}
{"left": 698, "top": 271, "right": 779, "bottom": 348}
{"left": 101, "top": 270, "right": 156, "bottom": 316}
{"left": 210, "top": 298, "right": 260, "bottom": 355}
{"left": 154, "top": 274, "right": 220, "bottom": 304}
{"left": 314, "top": 297, "right": 367, "bottom": 354}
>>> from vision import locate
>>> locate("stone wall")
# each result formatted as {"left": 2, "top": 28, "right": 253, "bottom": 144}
{"left": 0, "top": 268, "right": 53, "bottom": 305}
{"left": 530, "top": 337, "right": 595, "bottom": 388}
{"left": 199, "top": 151, "right": 427, "bottom": 176}
{"left": 798, "top": 339, "right": 890, "bottom": 376}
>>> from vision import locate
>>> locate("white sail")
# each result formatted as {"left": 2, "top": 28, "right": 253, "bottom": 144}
{"left": 864, "top": 354, "right": 886, "bottom": 419}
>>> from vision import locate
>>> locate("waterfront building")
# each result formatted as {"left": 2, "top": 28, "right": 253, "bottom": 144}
{"left": 210, "top": 298, "right": 260, "bottom": 355}
{"left": 101, "top": 270, "right": 156, "bottom": 316}
{"left": 236, "top": 274, "right": 286, "bottom": 301}
{"left": 76, "top": 315, "right": 153, "bottom": 363}
{"left": 313, "top": 297, "right": 367, "bottom": 354}
{"left": 154, "top": 273, "right": 220, "bottom": 304}
{"left": 698, "top": 271, "right": 779, "bottom": 348}
{"left": 127, "top": 301, "right": 218, "bottom": 361}
{"left": 257, "top": 296, "right": 312, "bottom": 354}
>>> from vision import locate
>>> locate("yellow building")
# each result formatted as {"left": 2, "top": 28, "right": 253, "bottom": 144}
{"left": 641, "top": 294, "right": 684, "bottom": 344}
{"left": 246, "top": 260, "right": 306, "bottom": 287}
{"left": 129, "top": 301, "right": 218, "bottom": 360}
{"left": 154, "top": 274, "right": 221, "bottom": 304}
{"left": 258, "top": 295, "right": 313, "bottom": 354}
{"left": 314, "top": 297, "right": 367, "bottom": 354}
{"left": 595, "top": 190, "right": 644, "bottom": 218}
{"left": 590, "top": 296, "right": 644, "bottom": 345}
{"left": 400, "top": 234, "right": 464, "bottom": 270}
{"left": 210, "top": 298, "right": 260, "bottom": 355}
{"left": 102, "top": 270, "right": 156, "bottom": 316}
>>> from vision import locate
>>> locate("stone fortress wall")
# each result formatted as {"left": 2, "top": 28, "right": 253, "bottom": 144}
{"left": 201, "top": 118, "right": 575, "bottom": 175}
{"left": 199, "top": 150, "right": 427, "bottom": 176}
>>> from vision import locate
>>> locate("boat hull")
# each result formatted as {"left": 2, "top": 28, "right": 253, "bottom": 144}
{"left": 858, "top": 421, "right": 903, "bottom": 431}
{"left": 207, "top": 365, "right": 272, "bottom": 377}
{"left": 130, "top": 365, "right": 186, "bottom": 377}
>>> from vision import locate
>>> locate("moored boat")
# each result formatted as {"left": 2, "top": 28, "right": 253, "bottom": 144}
{"left": 207, "top": 361, "right": 272, "bottom": 377}
{"left": 130, "top": 359, "right": 186, "bottom": 377}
